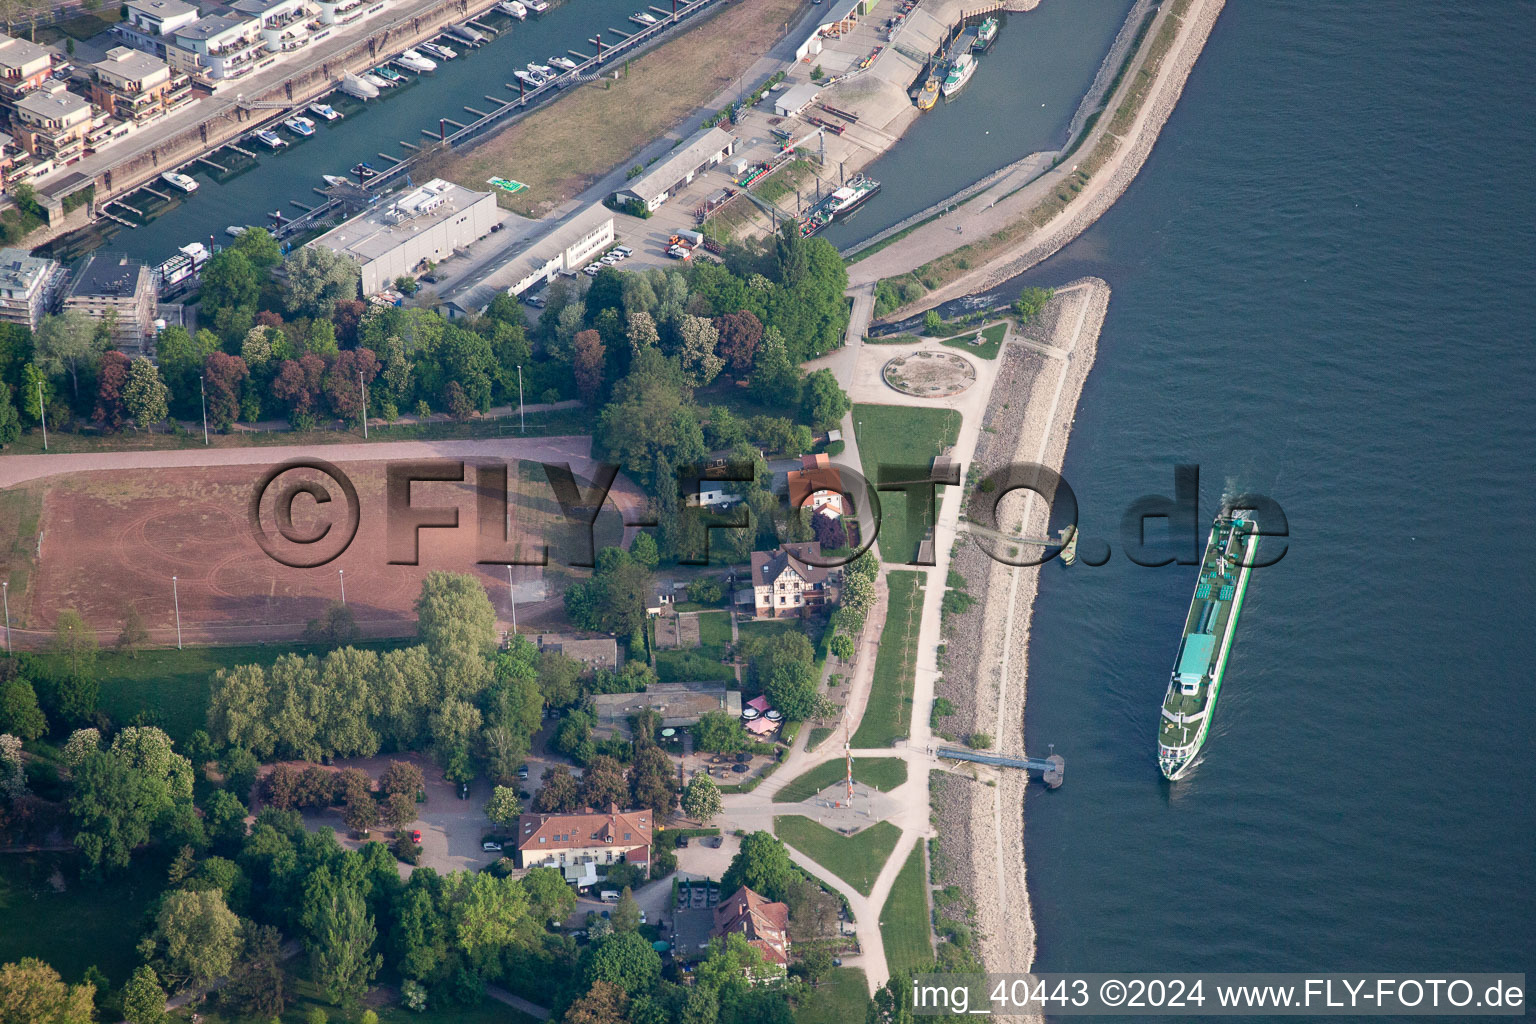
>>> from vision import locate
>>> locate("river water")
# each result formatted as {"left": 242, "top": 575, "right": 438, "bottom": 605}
{"left": 976, "top": 0, "right": 1536, "bottom": 1004}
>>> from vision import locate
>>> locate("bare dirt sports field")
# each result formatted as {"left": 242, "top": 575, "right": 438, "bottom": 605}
{"left": 10, "top": 459, "right": 625, "bottom": 647}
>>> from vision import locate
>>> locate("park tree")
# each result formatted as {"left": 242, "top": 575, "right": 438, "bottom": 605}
{"left": 0, "top": 679, "right": 45, "bottom": 740}
{"left": 343, "top": 795, "right": 380, "bottom": 835}
{"left": 301, "top": 869, "right": 382, "bottom": 1007}
{"left": 60, "top": 728, "right": 100, "bottom": 770}
{"left": 93, "top": 349, "right": 130, "bottom": 430}
{"left": 532, "top": 764, "right": 580, "bottom": 813}
{"left": 629, "top": 745, "right": 675, "bottom": 815}
{"left": 121, "top": 964, "right": 167, "bottom": 1024}
{"left": 374, "top": 645, "right": 436, "bottom": 750}
{"left": 748, "top": 326, "right": 801, "bottom": 408}
{"left": 694, "top": 710, "right": 748, "bottom": 754}
{"left": 302, "top": 602, "right": 358, "bottom": 647}
{"left": 577, "top": 755, "right": 629, "bottom": 810}
{"left": 801, "top": 368, "right": 850, "bottom": 431}
{"left": 625, "top": 309, "right": 659, "bottom": 358}
{"left": 722, "top": 830, "right": 797, "bottom": 902}
{"left": 0, "top": 958, "right": 96, "bottom": 1024}
{"left": 231, "top": 225, "right": 282, "bottom": 271}
{"left": 380, "top": 760, "right": 425, "bottom": 797}
{"left": 564, "top": 980, "right": 629, "bottom": 1024}
{"left": 202, "top": 351, "right": 248, "bottom": 430}
{"left": 221, "top": 922, "right": 285, "bottom": 1020}
{"left": 680, "top": 773, "right": 722, "bottom": 823}
{"left": 382, "top": 791, "right": 417, "bottom": 829}
{"left": 317, "top": 646, "right": 381, "bottom": 758}
{"left": 0, "top": 384, "right": 19, "bottom": 445}
{"left": 714, "top": 310, "right": 763, "bottom": 377}
{"left": 121, "top": 354, "right": 170, "bottom": 431}
{"left": 580, "top": 930, "right": 661, "bottom": 997}
{"left": 267, "top": 653, "right": 323, "bottom": 762}
{"left": 207, "top": 663, "right": 274, "bottom": 758}
{"left": 0, "top": 734, "right": 25, "bottom": 800}
{"left": 593, "top": 350, "right": 705, "bottom": 488}
{"left": 676, "top": 314, "right": 723, "bottom": 387}
{"left": 1013, "top": 285, "right": 1053, "bottom": 322}
{"left": 829, "top": 633, "right": 855, "bottom": 661}
{"left": 521, "top": 865, "right": 577, "bottom": 923}
{"left": 154, "top": 888, "right": 244, "bottom": 993}
{"left": 764, "top": 660, "right": 820, "bottom": 721}
{"left": 610, "top": 886, "right": 641, "bottom": 933}
{"left": 415, "top": 572, "right": 497, "bottom": 660}
{"left": 572, "top": 328, "right": 606, "bottom": 404}
{"left": 282, "top": 246, "right": 361, "bottom": 317}
{"left": 484, "top": 785, "right": 522, "bottom": 827}
{"left": 323, "top": 346, "right": 379, "bottom": 421}
{"left": 271, "top": 352, "right": 326, "bottom": 424}
{"left": 34, "top": 310, "right": 103, "bottom": 401}
{"left": 200, "top": 249, "right": 261, "bottom": 338}
{"left": 813, "top": 512, "right": 848, "bottom": 552}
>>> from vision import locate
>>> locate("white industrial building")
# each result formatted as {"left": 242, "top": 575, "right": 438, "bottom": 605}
{"left": 610, "top": 125, "right": 737, "bottom": 213}
{"left": 774, "top": 83, "right": 822, "bottom": 118}
{"left": 309, "top": 178, "right": 499, "bottom": 297}
{"left": 506, "top": 204, "right": 615, "bottom": 296}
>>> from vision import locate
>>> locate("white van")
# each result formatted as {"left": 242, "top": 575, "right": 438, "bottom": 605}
{"left": 600, "top": 890, "right": 621, "bottom": 903}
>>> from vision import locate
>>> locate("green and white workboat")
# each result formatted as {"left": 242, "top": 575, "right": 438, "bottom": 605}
{"left": 1157, "top": 509, "right": 1259, "bottom": 780}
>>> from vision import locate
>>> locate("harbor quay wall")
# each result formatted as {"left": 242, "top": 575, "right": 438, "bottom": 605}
{"left": 90, "top": 0, "right": 498, "bottom": 204}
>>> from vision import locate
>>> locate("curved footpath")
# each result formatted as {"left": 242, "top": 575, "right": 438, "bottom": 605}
{"left": 849, "top": 0, "right": 1226, "bottom": 311}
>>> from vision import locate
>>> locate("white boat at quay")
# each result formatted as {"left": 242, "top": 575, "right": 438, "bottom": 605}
{"left": 499, "top": 0, "right": 527, "bottom": 18}
{"left": 420, "top": 41, "right": 457, "bottom": 60}
{"left": 161, "top": 170, "right": 198, "bottom": 193}
{"left": 396, "top": 49, "right": 437, "bottom": 72}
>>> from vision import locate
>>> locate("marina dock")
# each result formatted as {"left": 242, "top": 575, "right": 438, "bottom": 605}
{"left": 938, "top": 747, "right": 1065, "bottom": 788}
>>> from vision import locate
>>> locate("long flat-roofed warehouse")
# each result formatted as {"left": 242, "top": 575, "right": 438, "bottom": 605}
{"left": 309, "top": 178, "right": 499, "bottom": 297}
{"left": 610, "top": 125, "right": 738, "bottom": 213}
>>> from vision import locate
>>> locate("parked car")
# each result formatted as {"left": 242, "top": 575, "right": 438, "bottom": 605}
{"left": 411, "top": 830, "right": 423, "bottom": 844}
{"left": 482, "top": 840, "right": 503, "bottom": 852}
{"left": 677, "top": 836, "right": 690, "bottom": 848}
{"left": 517, "top": 764, "right": 530, "bottom": 780}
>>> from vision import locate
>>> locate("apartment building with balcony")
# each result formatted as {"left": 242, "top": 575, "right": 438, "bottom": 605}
{"left": 316, "top": 0, "right": 382, "bottom": 27}
{"left": 230, "top": 0, "right": 319, "bottom": 54}
{"left": 0, "top": 249, "right": 67, "bottom": 331}
{"left": 168, "top": 12, "right": 271, "bottom": 83}
{"left": 63, "top": 255, "right": 157, "bottom": 355}
{"left": 117, "top": 0, "right": 203, "bottom": 57}
{"left": 0, "top": 34, "right": 52, "bottom": 123}
{"left": 12, "top": 83, "right": 96, "bottom": 167}
{"left": 90, "top": 47, "right": 192, "bottom": 126}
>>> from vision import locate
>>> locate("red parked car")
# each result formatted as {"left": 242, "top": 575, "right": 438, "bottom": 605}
{"left": 411, "top": 830, "right": 423, "bottom": 844}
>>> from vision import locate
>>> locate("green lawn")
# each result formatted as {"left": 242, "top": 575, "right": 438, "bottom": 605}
{"left": 654, "top": 647, "right": 732, "bottom": 683}
{"left": 735, "top": 618, "right": 813, "bottom": 644}
{"left": 773, "top": 817, "right": 901, "bottom": 896}
{"left": 879, "top": 842, "right": 933, "bottom": 978}
{"left": 74, "top": 640, "right": 408, "bottom": 745}
{"left": 941, "top": 322, "right": 1007, "bottom": 360}
{"left": 697, "top": 610, "right": 734, "bottom": 647}
{"left": 849, "top": 571, "right": 923, "bottom": 748}
{"left": 0, "top": 851, "right": 170, "bottom": 987}
{"left": 773, "top": 757, "right": 908, "bottom": 803}
{"left": 851, "top": 404, "right": 962, "bottom": 564}
{"left": 795, "top": 966, "right": 871, "bottom": 1024}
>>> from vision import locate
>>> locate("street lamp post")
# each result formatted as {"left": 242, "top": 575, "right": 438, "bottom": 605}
{"left": 359, "top": 370, "right": 368, "bottom": 439}
{"left": 338, "top": 568, "right": 346, "bottom": 604}
{"left": 172, "top": 576, "right": 182, "bottom": 650}
{"left": 200, "top": 375, "right": 208, "bottom": 445}
{"left": 506, "top": 565, "right": 517, "bottom": 632}
{"left": 517, "top": 365, "right": 525, "bottom": 433}
{"left": 2, "top": 581, "right": 10, "bottom": 654}
{"left": 38, "top": 387, "right": 46, "bottom": 450}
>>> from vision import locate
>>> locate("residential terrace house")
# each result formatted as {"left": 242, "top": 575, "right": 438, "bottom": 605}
{"left": 90, "top": 47, "right": 192, "bottom": 126}
{"left": 12, "top": 84, "right": 98, "bottom": 168}
{"left": 0, "top": 34, "right": 51, "bottom": 124}
{"left": 712, "top": 886, "right": 792, "bottom": 971}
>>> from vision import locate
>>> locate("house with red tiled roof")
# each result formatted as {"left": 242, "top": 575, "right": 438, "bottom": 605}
{"left": 512, "top": 803, "right": 652, "bottom": 870}
{"left": 786, "top": 453, "right": 846, "bottom": 521}
{"left": 712, "top": 885, "right": 792, "bottom": 971}
{"left": 749, "top": 541, "right": 830, "bottom": 618}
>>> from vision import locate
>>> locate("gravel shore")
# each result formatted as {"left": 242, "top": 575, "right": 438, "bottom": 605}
{"left": 937, "top": 280, "right": 1109, "bottom": 980}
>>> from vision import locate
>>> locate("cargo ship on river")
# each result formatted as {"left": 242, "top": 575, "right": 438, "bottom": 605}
{"left": 798, "top": 175, "right": 880, "bottom": 236}
{"left": 1157, "top": 509, "right": 1260, "bottom": 780}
